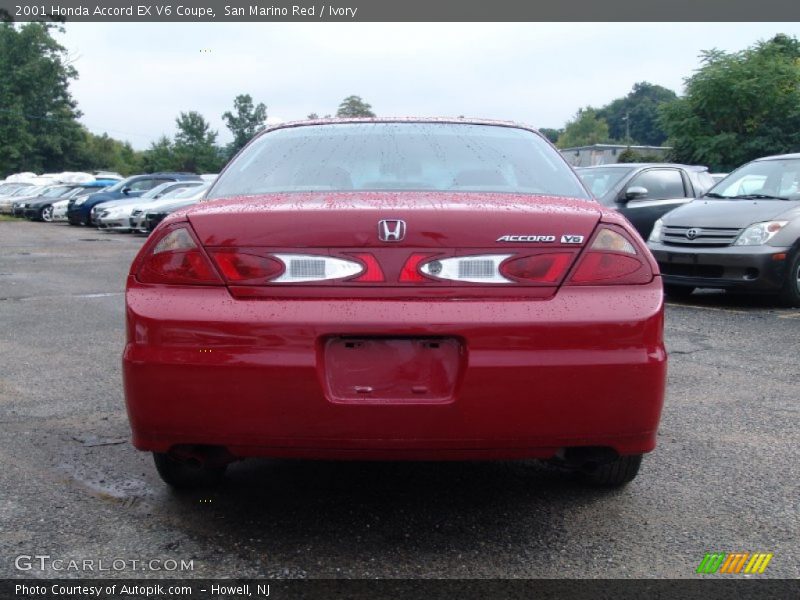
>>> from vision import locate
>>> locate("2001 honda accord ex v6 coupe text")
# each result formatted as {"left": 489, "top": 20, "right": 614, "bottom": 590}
{"left": 123, "top": 119, "right": 667, "bottom": 489}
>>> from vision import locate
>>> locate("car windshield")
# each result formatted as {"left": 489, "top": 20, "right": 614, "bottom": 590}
{"left": 103, "top": 179, "right": 131, "bottom": 193}
{"left": 575, "top": 167, "right": 634, "bottom": 198}
{"left": 138, "top": 182, "right": 176, "bottom": 199}
{"left": 41, "top": 185, "right": 74, "bottom": 198}
{"left": 0, "top": 183, "right": 24, "bottom": 194}
{"left": 168, "top": 183, "right": 209, "bottom": 199}
{"left": 16, "top": 185, "right": 46, "bottom": 196}
{"left": 708, "top": 158, "right": 800, "bottom": 199}
{"left": 209, "top": 122, "right": 589, "bottom": 199}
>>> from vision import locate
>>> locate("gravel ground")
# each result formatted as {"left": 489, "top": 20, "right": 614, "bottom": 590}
{"left": 0, "top": 220, "right": 797, "bottom": 579}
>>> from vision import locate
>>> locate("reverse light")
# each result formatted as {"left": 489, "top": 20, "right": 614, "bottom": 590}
{"left": 138, "top": 225, "right": 223, "bottom": 285}
{"left": 420, "top": 254, "right": 513, "bottom": 283}
{"left": 271, "top": 254, "right": 363, "bottom": 283}
{"left": 734, "top": 221, "right": 788, "bottom": 246}
{"left": 568, "top": 226, "right": 652, "bottom": 285}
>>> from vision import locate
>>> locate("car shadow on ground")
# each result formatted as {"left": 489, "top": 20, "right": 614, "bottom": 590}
{"left": 155, "top": 458, "right": 631, "bottom": 558}
{"left": 667, "top": 288, "right": 793, "bottom": 311}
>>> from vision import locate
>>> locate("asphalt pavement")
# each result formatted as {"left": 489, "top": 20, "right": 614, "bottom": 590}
{"left": 0, "top": 220, "right": 798, "bottom": 579}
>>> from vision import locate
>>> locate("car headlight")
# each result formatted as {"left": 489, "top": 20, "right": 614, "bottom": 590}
{"left": 733, "top": 221, "right": 788, "bottom": 246}
{"left": 74, "top": 197, "right": 86, "bottom": 206}
{"left": 648, "top": 218, "right": 664, "bottom": 243}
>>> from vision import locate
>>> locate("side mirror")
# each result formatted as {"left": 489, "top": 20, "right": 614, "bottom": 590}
{"left": 624, "top": 186, "right": 648, "bottom": 201}
{"left": 122, "top": 187, "right": 132, "bottom": 195}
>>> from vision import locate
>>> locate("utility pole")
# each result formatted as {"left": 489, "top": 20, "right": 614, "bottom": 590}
{"left": 624, "top": 111, "right": 631, "bottom": 145}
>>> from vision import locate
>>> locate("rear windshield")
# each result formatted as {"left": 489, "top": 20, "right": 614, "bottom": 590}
{"left": 208, "top": 122, "right": 589, "bottom": 199}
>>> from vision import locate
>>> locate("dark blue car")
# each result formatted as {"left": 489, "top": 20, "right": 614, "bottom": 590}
{"left": 67, "top": 172, "right": 201, "bottom": 226}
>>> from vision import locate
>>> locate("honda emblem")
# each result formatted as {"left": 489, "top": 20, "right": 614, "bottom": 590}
{"left": 378, "top": 219, "right": 407, "bottom": 242}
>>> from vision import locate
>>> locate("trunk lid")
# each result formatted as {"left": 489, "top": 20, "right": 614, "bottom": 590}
{"left": 188, "top": 192, "right": 601, "bottom": 248}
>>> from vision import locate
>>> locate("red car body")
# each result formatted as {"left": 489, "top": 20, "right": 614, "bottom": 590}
{"left": 123, "top": 119, "right": 666, "bottom": 484}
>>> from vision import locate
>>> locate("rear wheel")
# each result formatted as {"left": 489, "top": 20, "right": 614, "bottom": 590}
{"left": 663, "top": 284, "right": 694, "bottom": 299}
{"left": 153, "top": 452, "right": 227, "bottom": 489}
{"left": 778, "top": 251, "right": 800, "bottom": 308}
{"left": 581, "top": 454, "right": 643, "bottom": 487}
{"left": 41, "top": 206, "right": 53, "bottom": 222}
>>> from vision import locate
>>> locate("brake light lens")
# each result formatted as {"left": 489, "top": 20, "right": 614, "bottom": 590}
{"left": 350, "top": 253, "right": 385, "bottom": 282}
{"left": 208, "top": 249, "right": 284, "bottom": 284}
{"left": 399, "top": 253, "right": 433, "bottom": 282}
{"left": 138, "top": 225, "right": 223, "bottom": 285}
{"left": 568, "top": 227, "right": 652, "bottom": 285}
{"left": 500, "top": 253, "right": 574, "bottom": 283}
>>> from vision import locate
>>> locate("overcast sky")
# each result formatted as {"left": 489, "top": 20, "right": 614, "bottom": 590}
{"left": 56, "top": 23, "right": 800, "bottom": 149}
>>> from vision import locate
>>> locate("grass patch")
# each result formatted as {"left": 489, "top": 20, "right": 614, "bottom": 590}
{"left": 0, "top": 215, "right": 21, "bottom": 221}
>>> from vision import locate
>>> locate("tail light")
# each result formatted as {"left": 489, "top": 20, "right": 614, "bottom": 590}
{"left": 500, "top": 253, "right": 575, "bottom": 283}
{"left": 349, "top": 253, "right": 385, "bottom": 282}
{"left": 567, "top": 226, "right": 652, "bottom": 285}
{"left": 137, "top": 225, "right": 223, "bottom": 286}
{"left": 207, "top": 249, "right": 284, "bottom": 284}
{"left": 399, "top": 253, "right": 433, "bottom": 282}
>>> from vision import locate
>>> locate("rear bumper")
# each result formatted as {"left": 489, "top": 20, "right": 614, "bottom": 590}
{"left": 649, "top": 243, "right": 792, "bottom": 291}
{"left": 123, "top": 278, "right": 667, "bottom": 459}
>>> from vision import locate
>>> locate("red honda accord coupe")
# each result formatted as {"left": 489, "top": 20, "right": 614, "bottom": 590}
{"left": 123, "top": 119, "right": 666, "bottom": 489}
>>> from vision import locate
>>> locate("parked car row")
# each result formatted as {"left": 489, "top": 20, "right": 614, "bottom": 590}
{"left": 575, "top": 155, "right": 800, "bottom": 306}
{"left": 0, "top": 171, "right": 215, "bottom": 234}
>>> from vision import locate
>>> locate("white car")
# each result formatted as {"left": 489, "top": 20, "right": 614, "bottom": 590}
{"left": 51, "top": 198, "right": 70, "bottom": 222}
{"left": 94, "top": 181, "right": 205, "bottom": 231}
{"left": 131, "top": 183, "right": 211, "bottom": 233}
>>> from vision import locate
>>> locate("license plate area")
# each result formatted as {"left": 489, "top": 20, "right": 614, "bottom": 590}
{"left": 668, "top": 252, "right": 697, "bottom": 264}
{"left": 322, "top": 337, "right": 463, "bottom": 404}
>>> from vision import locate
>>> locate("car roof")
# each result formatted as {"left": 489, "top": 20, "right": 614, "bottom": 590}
{"left": 755, "top": 153, "right": 800, "bottom": 161}
{"left": 253, "top": 117, "right": 540, "bottom": 138}
{"left": 576, "top": 163, "right": 708, "bottom": 171}
{"left": 127, "top": 172, "right": 198, "bottom": 179}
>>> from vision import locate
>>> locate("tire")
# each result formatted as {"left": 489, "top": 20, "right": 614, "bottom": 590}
{"left": 41, "top": 206, "right": 53, "bottom": 222}
{"left": 778, "top": 251, "right": 800, "bottom": 308}
{"left": 581, "top": 454, "right": 642, "bottom": 487}
{"left": 664, "top": 284, "right": 694, "bottom": 299}
{"left": 153, "top": 452, "right": 227, "bottom": 490}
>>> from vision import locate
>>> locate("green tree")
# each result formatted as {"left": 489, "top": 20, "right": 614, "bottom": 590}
{"left": 306, "top": 113, "right": 320, "bottom": 120}
{"left": 539, "top": 128, "right": 563, "bottom": 144}
{"left": 77, "top": 130, "right": 142, "bottom": 175}
{"left": 0, "top": 22, "right": 85, "bottom": 176}
{"left": 336, "top": 95, "right": 375, "bottom": 118}
{"left": 222, "top": 93, "right": 267, "bottom": 157}
{"left": 141, "top": 136, "right": 177, "bottom": 173}
{"left": 171, "top": 111, "right": 223, "bottom": 173}
{"left": 597, "top": 82, "right": 677, "bottom": 146}
{"left": 616, "top": 148, "right": 661, "bottom": 163}
{"left": 556, "top": 108, "right": 610, "bottom": 148}
{"left": 661, "top": 34, "right": 800, "bottom": 171}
